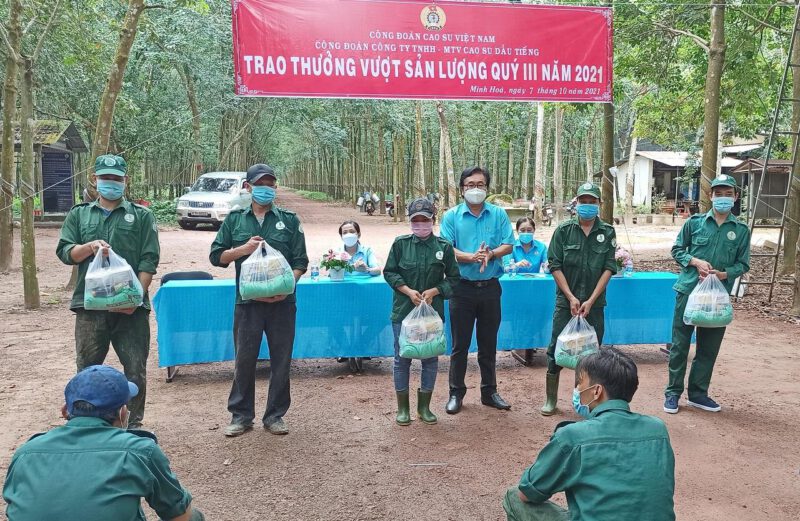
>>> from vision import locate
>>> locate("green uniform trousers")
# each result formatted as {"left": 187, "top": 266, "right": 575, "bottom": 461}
{"left": 74, "top": 307, "right": 150, "bottom": 425}
{"left": 503, "top": 487, "right": 568, "bottom": 521}
{"left": 665, "top": 292, "right": 726, "bottom": 399}
{"left": 546, "top": 306, "right": 605, "bottom": 374}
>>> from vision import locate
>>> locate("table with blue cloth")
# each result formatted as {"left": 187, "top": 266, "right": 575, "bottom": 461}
{"left": 153, "top": 272, "right": 678, "bottom": 374}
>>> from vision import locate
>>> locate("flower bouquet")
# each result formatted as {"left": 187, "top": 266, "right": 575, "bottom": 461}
{"left": 321, "top": 249, "right": 353, "bottom": 280}
{"left": 614, "top": 246, "right": 633, "bottom": 276}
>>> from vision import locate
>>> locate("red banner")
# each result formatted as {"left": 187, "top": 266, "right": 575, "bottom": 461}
{"left": 232, "top": 0, "right": 613, "bottom": 103}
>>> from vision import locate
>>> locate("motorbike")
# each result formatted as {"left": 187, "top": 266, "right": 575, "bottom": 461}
{"left": 385, "top": 199, "right": 395, "bottom": 217}
{"left": 365, "top": 200, "right": 376, "bottom": 216}
{"left": 542, "top": 204, "right": 554, "bottom": 226}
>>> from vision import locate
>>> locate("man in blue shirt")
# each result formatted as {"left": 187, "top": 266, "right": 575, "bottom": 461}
{"left": 440, "top": 166, "right": 515, "bottom": 414}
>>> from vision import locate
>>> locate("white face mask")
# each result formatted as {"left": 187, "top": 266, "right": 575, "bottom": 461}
{"left": 464, "top": 188, "right": 487, "bottom": 205}
{"left": 342, "top": 233, "right": 359, "bottom": 248}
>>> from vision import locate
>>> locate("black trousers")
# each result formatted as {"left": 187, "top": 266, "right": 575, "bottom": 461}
{"left": 448, "top": 279, "right": 502, "bottom": 399}
{"left": 228, "top": 300, "right": 296, "bottom": 426}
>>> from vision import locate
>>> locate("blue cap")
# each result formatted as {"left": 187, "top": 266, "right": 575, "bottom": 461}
{"left": 65, "top": 365, "right": 138, "bottom": 416}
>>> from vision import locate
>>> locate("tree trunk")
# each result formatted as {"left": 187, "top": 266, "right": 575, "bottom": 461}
{"left": 533, "top": 102, "right": 546, "bottom": 225}
{"left": 625, "top": 135, "right": 638, "bottom": 223}
{"left": 782, "top": 34, "right": 800, "bottom": 276}
{"left": 89, "top": 0, "right": 146, "bottom": 195}
{"left": 553, "top": 105, "right": 564, "bottom": 222}
{"left": 435, "top": 101, "right": 457, "bottom": 208}
{"left": 521, "top": 106, "right": 534, "bottom": 199}
{"left": 178, "top": 63, "right": 202, "bottom": 182}
{"left": 506, "top": 141, "right": 514, "bottom": 197}
{"left": 492, "top": 109, "right": 500, "bottom": 175}
{"left": 19, "top": 58, "right": 40, "bottom": 308}
{"left": 792, "top": 236, "right": 800, "bottom": 315}
{"left": 413, "top": 102, "right": 426, "bottom": 197}
{"left": 700, "top": 0, "right": 726, "bottom": 213}
{"left": 0, "top": 0, "right": 22, "bottom": 272}
{"left": 601, "top": 101, "right": 615, "bottom": 224}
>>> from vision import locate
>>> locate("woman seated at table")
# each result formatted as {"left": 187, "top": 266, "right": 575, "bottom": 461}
{"left": 503, "top": 217, "right": 548, "bottom": 274}
{"left": 338, "top": 220, "right": 382, "bottom": 277}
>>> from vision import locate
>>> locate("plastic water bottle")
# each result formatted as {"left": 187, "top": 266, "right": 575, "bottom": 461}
{"left": 310, "top": 264, "right": 320, "bottom": 281}
{"left": 624, "top": 264, "right": 634, "bottom": 278}
{"left": 510, "top": 262, "right": 517, "bottom": 278}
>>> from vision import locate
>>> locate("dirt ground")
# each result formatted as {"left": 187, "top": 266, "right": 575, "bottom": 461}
{"left": 1, "top": 190, "right": 799, "bottom": 520}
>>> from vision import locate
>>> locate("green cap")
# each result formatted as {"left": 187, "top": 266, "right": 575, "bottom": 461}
{"left": 576, "top": 182, "right": 601, "bottom": 199}
{"left": 710, "top": 174, "right": 737, "bottom": 189}
{"left": 94, "top": 155, "right": 127, "bottom": 176}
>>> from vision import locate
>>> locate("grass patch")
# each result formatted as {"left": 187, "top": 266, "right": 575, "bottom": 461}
{"left": 296, "top": 190, "right": 330, "bottom": 202}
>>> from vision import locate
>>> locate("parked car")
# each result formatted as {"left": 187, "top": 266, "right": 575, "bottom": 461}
{"left": 176, "top": 171, "right": 250, "bottom": 230}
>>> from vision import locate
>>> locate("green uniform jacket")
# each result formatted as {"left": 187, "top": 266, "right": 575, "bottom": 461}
{"left": 3, "top": 417, "right": 192, "bottom": 521}
{"left": 383, "top": 234, "right": 460, "bottom": 322}
{"left": 518, "top": 400, "right": 676, "bottom": 521}
{"left": 547, "top": 217, "right": 617, "bottom": 308}
{"left": 209, "top": 205, "right": 309, "bottom": 304}
{"left": 56, "top": 199, "right": 160, "bottom": 310}
{"left": 671, "top": 210, "right": 751, "bottom": 295}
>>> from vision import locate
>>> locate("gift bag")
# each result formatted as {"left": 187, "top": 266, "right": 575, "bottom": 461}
{"left": 555, "top": 316, "right": 600, "bottom": 369}
{"left": 683, "top": 273, "right": 733, "bottom": 328}
{"left": 83, "top": 248, "right": 144, "bottom": 311}
{"left": 239, "top": 241, "right": 295, "bottom": 300}
{"left": 399, "top": 301, "right": 446, "bottom": 359}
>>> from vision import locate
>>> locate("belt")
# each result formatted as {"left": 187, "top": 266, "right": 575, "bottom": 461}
{"left": 459, "top": 278, "right": 498, "bottom": 288}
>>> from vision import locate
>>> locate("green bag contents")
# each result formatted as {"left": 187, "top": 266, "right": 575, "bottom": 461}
{"left": 683, "top": 273, "right": 733, "bottom": 328}
{"left": 555, "top": 316, "right": 599, "bottom": 369}
{"left": 239, "top": 241, "right": 295, "bottom": 300}
{"left": 83, "top": 248, "right": 144, "bottom": 311}
{"left": 399, "top": 301, "right": 446, "bottom": 359}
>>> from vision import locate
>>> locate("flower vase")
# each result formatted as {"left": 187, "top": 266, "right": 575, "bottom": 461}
{"left": 329, "top": 268, "right": 346, "bottom": 281}
{"left": 613, "top": 265, "right": 624, "bottom": 277}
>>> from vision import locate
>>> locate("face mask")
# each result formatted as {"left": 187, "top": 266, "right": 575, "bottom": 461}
{"left": 342, "top": 233, "right": 359, "bottom": 248}
{"left": 518, "top": 232, "right": 533, "bottom": 244}
{"left": 97, "top": 180, "right": 125, "bottom": 201}
{"left": 251, "top": 185, "right": 276, "bottom": 205}
{"left": 464, "top": 188, "right": 487, "bottom": 205}
{"left": 576, "top": 203, "right": 599, "bottom": 220}
{"left": 411, "top": 221, "right": 433, "bottom": 238}
{"left": 712, "top": 196, "right": 734, "bottom": 213}
{"left": 572, "top": 385, "right": 599, "bottom": 419}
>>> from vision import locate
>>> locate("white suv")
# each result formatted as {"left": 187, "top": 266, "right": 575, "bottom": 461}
{"left": 176, "top": 172, "right": 251, "bottom": 230}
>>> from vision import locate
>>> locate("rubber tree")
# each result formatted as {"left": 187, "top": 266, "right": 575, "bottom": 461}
{"left": 782, "top": 33, "right": 800, "bottom": 276}
{"left": 601, "top": 100, "right": 615, "bottom": 224}
{"left": 533, "top": 102, "right": 546, "bottom": 225}
{"left": 699, "top": 0, "right": 726, "bottom": 213}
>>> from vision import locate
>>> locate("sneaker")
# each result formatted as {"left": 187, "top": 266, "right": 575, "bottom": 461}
{"left": 687, "top": 396, "right": 721, "bottom": 412}
{"left": 264, "top": 418, "right": 289, "bottom": 435}
{"left": 663, "top": 395, "right": 679, "bottom": 414}
{"left": 223, "top": 422, "right": 253, "bottom": 437}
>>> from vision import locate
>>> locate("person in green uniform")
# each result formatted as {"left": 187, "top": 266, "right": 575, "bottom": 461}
{"left": 383, "top": 198, "right": 461, "bottom": 425}
{"left": 56, "top": 155, "right": 160, "bottom": 429}
{"left": 664, "top": 174, "right": 750, "bottom": 414}
{"left": 503, "top": 348, "right": 675, "bottom": 521}
{"left": 210, "top": 164, "right": 308, "bottom": 437}
{"left": 3, "top": 365, "right": 203, "bottom": 521}
{"left": 540, "top": 182, "right": 617, "bottom": 416}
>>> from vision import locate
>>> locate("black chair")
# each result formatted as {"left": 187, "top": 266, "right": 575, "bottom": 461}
{"left": 159, "top": 271, "right": 213, "bottom": 381}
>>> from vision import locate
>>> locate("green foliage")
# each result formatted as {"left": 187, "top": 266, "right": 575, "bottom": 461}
{"left": 149, "top": 199, "right": 178, "bottom": 224}
{"left": 295, "top": 190, "right": 329, "bottom": 202}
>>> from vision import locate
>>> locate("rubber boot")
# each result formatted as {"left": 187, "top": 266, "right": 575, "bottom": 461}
{"left": 540, "top": 372, "right": 559, "bottom": 416}
{"left": 396, "top": 391, "right": 411, "bottom": 426}
{"left": 417, "top": 389, "right": 438, "bottom": 425}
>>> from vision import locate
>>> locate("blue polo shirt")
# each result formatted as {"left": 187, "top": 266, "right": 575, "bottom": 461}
{"left": 337, "top": 243, "right": 381, "bottom": 277}
{"left": 503, "top": 238, "right": 548, "bottom": 273}
{"left": 440, "top": 202, "right": 515, "bottom": 280}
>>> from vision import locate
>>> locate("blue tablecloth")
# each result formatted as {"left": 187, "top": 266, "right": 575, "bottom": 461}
{"left": 152, "top": 272, "right": 678, "bottom": 367}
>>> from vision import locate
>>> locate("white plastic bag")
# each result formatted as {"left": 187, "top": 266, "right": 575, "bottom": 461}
{"left": 83, "top": 248, "right": 144, "bottom": 311}
{"left": 683, "top": 273, "right": 733, "bottom": 328}
{"left": 239, "top": 241, "right": 295, "bottom": 300}
{"left": 555, "top": 316, "right": 599, "bottom": 369}
{"left": 399, "top": 301, "right": 446, "bottom": 359}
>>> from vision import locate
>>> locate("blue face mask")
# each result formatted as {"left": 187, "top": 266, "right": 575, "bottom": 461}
{"left": 572, "top": 385, "right": 598, "bottom": 419}
{"left": 96, "top": 179, "right": 125, "bottom": 201}
{"left": 251, "top": 185, "right": 276, "bottom": 205}
{"left": 576, "top": 203, "right": 599, "bottom": 220}
{"left": 518, "top": 232, "right": 534, "bottom": 245}
{"left": 712, "top": 196, "right": 734, "bottom": 213}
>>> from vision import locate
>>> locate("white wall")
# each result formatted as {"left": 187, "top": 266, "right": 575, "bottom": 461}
{"left": 616, "top": 156, "right": 653, "bottom": 207}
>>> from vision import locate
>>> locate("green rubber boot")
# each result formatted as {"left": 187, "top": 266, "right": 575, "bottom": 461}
{"left": 396, "top": 391, "right": 411, "bottom": 426}
{"left": 540, "top": 372, "right": 560, "bottom": 416}
{"left": 417, "top": 389, "right": 438, "bottom": 425}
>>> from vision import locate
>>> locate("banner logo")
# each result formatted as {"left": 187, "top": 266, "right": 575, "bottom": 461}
{"left": 420, "top": 5, "right": 446, "bottom": 31}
